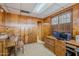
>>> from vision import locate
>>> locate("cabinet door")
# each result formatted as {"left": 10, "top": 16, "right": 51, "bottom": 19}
{"left": 55, "top": 40, "right": 60, "bottom": 56}
{"left": 60, "top": 47, "right": 66, "bottom": 56}
{"left": 59, "top": 40, "right": 66, "bottom": 56}
{"left": 55, "top": 40, "right": 66, "bottom": 56}
{"left": 42, "top": 23, "right": 51, "bottom": 40}
{"left": 44, "top": 40, "right": 55, "bottom": 53}
{"left": 0, "top": 10, "right": 3, "bottom": 25}
{"left": 0, "top": 8, "right": 5, "bottom": 33}
{"left": 0, "top": 42, "right": 2, "bottom": 56}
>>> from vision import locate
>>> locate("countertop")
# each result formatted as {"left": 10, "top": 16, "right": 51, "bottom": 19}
{"left": 47, "top": 36, "right": 79, "bottom": 47}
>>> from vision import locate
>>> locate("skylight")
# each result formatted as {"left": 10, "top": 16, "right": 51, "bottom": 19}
{"left": 33, "top": 3, "right": 52, "bottom": 13}
{"left": 33, "top": 3, "right": 46, "bottom": 13}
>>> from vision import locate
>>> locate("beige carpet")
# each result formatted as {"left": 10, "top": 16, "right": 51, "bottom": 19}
{"left": 17, "top": 43, "right": 55, "bottom": 56}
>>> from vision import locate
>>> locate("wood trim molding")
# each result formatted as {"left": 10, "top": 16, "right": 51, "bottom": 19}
{"left": 45, "top": 3, "right": 77, "bottom": 19}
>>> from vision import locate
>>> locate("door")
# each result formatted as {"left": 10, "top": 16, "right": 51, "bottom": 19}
{"left": 28, "top": 27, "right": 37, "bottom": 43}
{"left": 37, "top": 22, "right": 43, "bottom": 43}
{"left": 42, "top": 23, "right": 51, "bottom": 41}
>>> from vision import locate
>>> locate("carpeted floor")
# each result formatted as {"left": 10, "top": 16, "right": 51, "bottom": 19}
{"left": 17, "top": 43, "right": 55, "bottom": 56}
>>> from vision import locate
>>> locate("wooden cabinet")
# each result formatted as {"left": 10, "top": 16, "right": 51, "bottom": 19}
{"left": 44, "top": 36, "right": 66, "bottom": 56}
{"left": 0, "top": 7, "right": 5, "bottom": 33}
{"left": 0, "top": 40, "right": 8, "bottom": 56}
{"left": 0, "top": 41, "right": 3, "bottom": 55}
{"left": 55, "top": 40, "right": 66, "bottom": 56}
{"left": 0, "top": 7, "right": 5, "bottom": 25}
{"left": 42, "top": 23, "right": 51, "bottom": 41}
{"left": 44, "top": 37, "right": 56, "bottom": 53}
{"left": 0, "top": 11, "right": 3, "bottom": 25}
{"left": 0, "top": 39, "right": 16, "bottom": 56}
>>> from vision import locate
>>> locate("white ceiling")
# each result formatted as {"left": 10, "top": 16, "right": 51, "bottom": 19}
{"left": 0, "top": 3, "right": 75, "bottom": 18}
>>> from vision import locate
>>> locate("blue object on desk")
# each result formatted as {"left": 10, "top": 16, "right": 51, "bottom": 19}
{"left": 65, "top": 32, "right": 71, "bottom": 41}
{"left": 53, "top": 31, "right": 60, "bottom": 38}
{"left": 53, "top": 31, "right": 71, "bottom": 41}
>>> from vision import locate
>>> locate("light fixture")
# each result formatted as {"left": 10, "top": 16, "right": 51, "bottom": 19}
{"left": 0, "top": 9, "right": 3, "bottom": 12}
{"left": 33, "top": 3, "right": 52, "bottom": 13}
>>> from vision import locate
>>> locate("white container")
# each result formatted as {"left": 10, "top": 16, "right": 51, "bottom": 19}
{"left": 0, "top": 35, "right": 8, "bottom": 40}
{"left": 76, "top": 35, "right": 79, "bottom": 42}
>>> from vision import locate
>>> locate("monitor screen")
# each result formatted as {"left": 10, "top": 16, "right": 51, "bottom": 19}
{"left": 60, "top": 33, "right": 67, "bottom": 40}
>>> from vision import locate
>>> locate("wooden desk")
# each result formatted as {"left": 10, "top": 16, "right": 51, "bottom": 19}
{"left": 0, "top": 39, "right": 16, "bottom": 56}
{"left": 66, "top": 40, "right": 79, "bottom": 47}
{"left": 45, "top": 36, "right": 79, "bottom": 56}
{"left": 65, "top": 40, "right": 79, "bottom": 56}
{"left": 44, "top": 36, "right": 66, "bottom": 56}
{"left": 6, "top": 40, "right": 16, "bottom": 48}
{"left": 47, "top": 36, "right": 79, "bottom": 47}
{"left": 46, "top": 36, "right": 57, "bottom": 40}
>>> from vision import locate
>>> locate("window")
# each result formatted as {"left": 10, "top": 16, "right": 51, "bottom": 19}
{"left": 59, "top": 14, "right": 65, "bottom": 24}
{"left": 51, "top": 16, "right": 58, "bottom": 25}
{"left": 66, "top": 12, "right": 71, "bottom": 23}
{"left": 59, "top": 12, "right": 71, "bottom": 24}
{"left": 51, "top": 11, "right": 71, "bottom": 25}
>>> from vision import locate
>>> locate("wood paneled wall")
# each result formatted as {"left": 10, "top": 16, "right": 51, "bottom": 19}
{"left": 43, "top": 3, "right": 79, "bottom": 38}
{"left": 52, "top": 23, "right": 72, "bottom": 33}
{"left": 0, "top": 5, "right": 43, "bottom": 43}
{"left": 4, "top": 13, "right": 43, "bottom": 43}
{"left": 72, "top": 4, "right": 79, "bottom": 36}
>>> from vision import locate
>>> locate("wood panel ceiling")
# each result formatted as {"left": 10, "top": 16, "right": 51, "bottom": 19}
{"left": 0, "top": 3, "right": 74, "bottom": 18}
